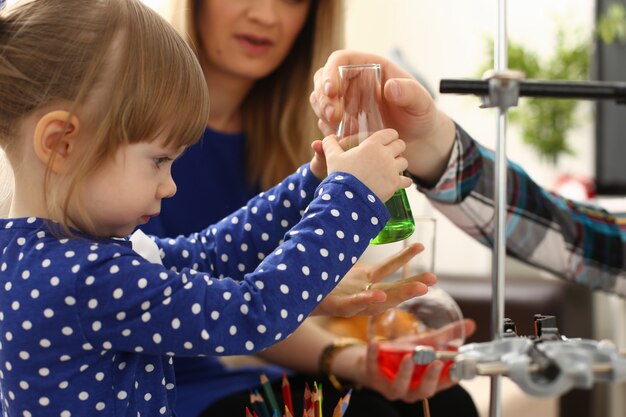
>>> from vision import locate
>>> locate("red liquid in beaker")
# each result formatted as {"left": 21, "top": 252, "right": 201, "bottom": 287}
{"left": 377, "top": 342, "right": 457, "bottom": 389}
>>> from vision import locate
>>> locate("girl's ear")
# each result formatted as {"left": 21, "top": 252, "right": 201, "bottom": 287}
{"left": 33, "top": 110, "right": 81, "bottom": 173}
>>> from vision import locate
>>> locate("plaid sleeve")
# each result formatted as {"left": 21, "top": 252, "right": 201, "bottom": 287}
{"left": 415, "top": 124, "right": 626, "bottom": 297}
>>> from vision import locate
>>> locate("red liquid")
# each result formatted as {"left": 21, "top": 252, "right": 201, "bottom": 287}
{"left": 377, "top": 343, "right": 457, "bottom": 389}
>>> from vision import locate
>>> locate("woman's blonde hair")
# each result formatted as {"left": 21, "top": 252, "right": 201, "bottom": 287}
{"left": 0, "top": 0, "right": 209, "bottom": 231}
{"left": 170, "top": 0, "right": 344, "bottom": 189}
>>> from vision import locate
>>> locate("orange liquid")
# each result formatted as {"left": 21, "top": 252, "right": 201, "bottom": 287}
{"left": 377, "top": 343, "right": 457, "bottom": 389}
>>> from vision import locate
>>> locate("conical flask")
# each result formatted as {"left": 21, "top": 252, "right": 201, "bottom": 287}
{"left": 368, "top": 285, "right": 466, "bottom": 388}
{"left": 336, "top": 63, "right": 415, "bottom": 244}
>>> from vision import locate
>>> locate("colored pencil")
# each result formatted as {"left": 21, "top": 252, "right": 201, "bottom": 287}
{"left": 304, "top": 382, "right": 312, "bottom": 410}
{"left": 250, "top": 389, "right": 271, "bottom": 417}
{"left": 340, "top": 389, "right": 351, "bottom": 417}
{"left": 282, "top": 373, "right": 294, "bottom": 415}
{"left": 260, "top": 373, "right": 280, "bottom": 415}
{"left": 331, "top": 397, "right": 343, "bottom": 417}
{"left": 310, "top": 387, "right": 319, "bottom": 417}
{"left": 312, "top": 382, "right": 322, "bottom": 417}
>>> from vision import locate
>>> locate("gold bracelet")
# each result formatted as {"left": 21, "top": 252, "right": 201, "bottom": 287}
{"left": 319, "top": 337, "right": 366, "bottom": 392}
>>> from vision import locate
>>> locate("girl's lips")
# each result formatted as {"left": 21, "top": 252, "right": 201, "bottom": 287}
{"left": 235, "top": 34, "right": 274, "bottom": 56}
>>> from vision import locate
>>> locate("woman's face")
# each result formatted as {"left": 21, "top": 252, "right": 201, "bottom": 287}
{"left": 196, "top": 0, "right": 312, "bottom": 81}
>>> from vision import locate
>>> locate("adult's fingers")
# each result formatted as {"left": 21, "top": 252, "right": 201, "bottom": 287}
{"left": 369, "top": 242, "right": 425, "bottom": 283}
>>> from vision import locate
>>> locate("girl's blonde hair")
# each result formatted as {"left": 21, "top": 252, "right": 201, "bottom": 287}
{"left": 0, "top": 149, "right": 12, "bottom": 217}
{"left": 0, "top": 0, "right": 209, "bottom": 231}
{"left": 170, "top": 0, "right": 345, "bottom": 189}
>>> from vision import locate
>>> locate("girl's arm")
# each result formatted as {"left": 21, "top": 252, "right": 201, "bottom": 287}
{"left": 154, "top": 164, "right": 320, "bottom": 280}
{"left": 74, "top": 171, "right": 390, "bottom": 356}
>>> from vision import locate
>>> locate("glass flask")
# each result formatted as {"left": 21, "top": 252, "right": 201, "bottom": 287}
{"left": 368, "top": 285, "right": 465, "bottom": 388}
{"left": 336, "top": 63, "right": 415, "bottom": 244}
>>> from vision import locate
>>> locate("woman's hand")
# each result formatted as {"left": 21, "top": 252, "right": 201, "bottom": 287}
{"left": 359, "top": 319, "right": 477, "bottom": 401}
{"left": 311, "top": 242, "right": 437, "bottom": 317}
{"left": 328, "top": 319, "right": 477, "bottom": 402}
{"left": 309, "top": 49, "right": 457, "bottom": 185}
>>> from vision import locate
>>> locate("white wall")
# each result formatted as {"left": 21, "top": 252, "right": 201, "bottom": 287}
{"left": 344, "top": 0, "right": 596, "bottom": 277}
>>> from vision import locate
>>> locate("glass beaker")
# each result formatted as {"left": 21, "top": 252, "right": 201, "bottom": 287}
{"left": 336, "top": 63, "right": 415, "bottom": 245}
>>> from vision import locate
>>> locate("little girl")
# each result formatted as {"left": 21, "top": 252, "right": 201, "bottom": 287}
{"left": 0, "top": 0, "right": 413, "bottom": 416}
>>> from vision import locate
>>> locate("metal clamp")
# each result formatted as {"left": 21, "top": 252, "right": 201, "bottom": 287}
{"left": 479, "top": 69, "right": 525, "bottom": 112}
{"left": 432, "top": 337, "right": 626, "bottom": 397}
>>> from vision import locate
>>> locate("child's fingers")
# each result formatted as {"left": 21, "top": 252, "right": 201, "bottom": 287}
{"left": 394, "top": 156, "right": 409, "bottom": 175}
{"left": 363, "top": 128, "right": 400, "bottom": 146}
{"left": 387, "top": 138, "right": 407, "bottom": 156}
{"left": 321, "top": 135, "right": 344, "bottom": 160}
{"left": 310, "top": 139, "right": 325, "bottom": 157}
{"left": 398, "top": 175, "right": 413, "bottom": 189}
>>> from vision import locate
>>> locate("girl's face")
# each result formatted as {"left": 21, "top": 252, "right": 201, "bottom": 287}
{"left": 196, "top": 0, "right": 311, "bottom": 81}
{"left": 74, "top": 138, "right": 184, "bottom": 237}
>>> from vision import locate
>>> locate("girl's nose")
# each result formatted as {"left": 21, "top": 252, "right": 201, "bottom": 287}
{"left": 157, "top": 173, "right": 177, "bottom": 200}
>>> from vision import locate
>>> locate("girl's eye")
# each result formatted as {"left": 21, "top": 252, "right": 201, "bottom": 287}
{"left": 154, "top": 157, "right": 172, "bottom": 167}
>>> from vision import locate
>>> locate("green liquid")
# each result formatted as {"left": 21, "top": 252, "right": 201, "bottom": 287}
{"left": 371, "top": 188, "right": 415, "bottom": 245}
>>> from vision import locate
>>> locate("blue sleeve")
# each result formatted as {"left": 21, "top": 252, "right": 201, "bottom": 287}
{"left": 154, "top": 164, "right": 321, "bottom": 279}
{"left": 74, "top": 168, "right": 390, "bottom": 355}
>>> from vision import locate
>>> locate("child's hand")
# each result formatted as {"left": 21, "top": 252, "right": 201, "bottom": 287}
{"left": 311, "top": 243, "right": 437, "bottom": 317}
{"left": 322, "top": 129, "right": 412, "bottom": 202}
{"left": 309, "top": 139, "right": 326, "bottom": 181}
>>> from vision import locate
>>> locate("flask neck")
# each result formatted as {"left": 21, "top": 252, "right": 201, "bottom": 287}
{"left": 337, "top": 64, "right": 385, "bottom": 141}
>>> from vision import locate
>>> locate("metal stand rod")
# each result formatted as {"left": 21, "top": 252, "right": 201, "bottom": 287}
{"left": 440, "top": 79, "right": 626, "bottom": 102}
{"left": 489, "top": 1, "right": 508, "bottom": 416}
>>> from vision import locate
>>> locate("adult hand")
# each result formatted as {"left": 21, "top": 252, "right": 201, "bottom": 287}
{"left": 360, "top": 319, "right": 477, "bottom": 402}
{"left": 309, "top": 50, "right": 457, "bottom": 184}
{"left": 311, "top": 242, "right": 437, "bottom": 317}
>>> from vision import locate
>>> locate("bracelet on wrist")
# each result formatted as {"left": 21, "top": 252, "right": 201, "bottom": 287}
{"left": 319, "top": 337, "right": 366, "bottom": 392}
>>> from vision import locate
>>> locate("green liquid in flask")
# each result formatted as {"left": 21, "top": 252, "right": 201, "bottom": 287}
{"left": 370, "top": 188, "right": 415, "bottom": 245}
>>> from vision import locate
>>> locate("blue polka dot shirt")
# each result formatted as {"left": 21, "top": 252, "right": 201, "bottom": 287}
{"left": 0, "top": 165, "right": 388, "bottom": 417}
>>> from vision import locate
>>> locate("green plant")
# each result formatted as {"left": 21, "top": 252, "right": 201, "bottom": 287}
{"left": 479, "top": 4, "right": 626, "bottom": 163}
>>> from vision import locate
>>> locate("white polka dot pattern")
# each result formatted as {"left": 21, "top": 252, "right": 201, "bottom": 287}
{"left": 0, "top": 165, "right": 388, "bottom": 416}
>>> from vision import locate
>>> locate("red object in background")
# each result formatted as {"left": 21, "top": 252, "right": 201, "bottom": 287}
{"left": 552, "top": 174, "right": 596, "bottom": 201}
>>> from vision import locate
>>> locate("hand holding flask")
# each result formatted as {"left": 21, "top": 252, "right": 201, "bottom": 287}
{"left": 336, "top": 63, "right": 415, "bottom": 244}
